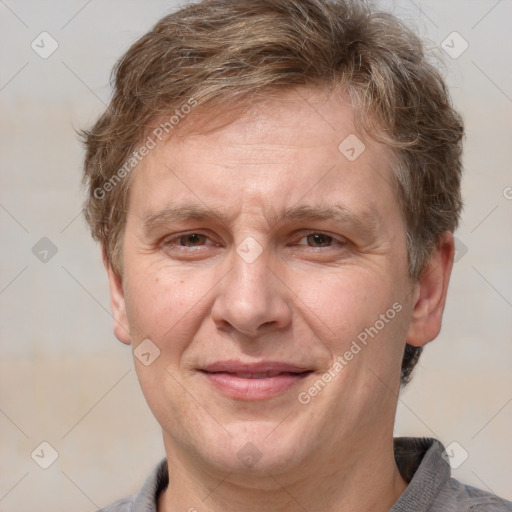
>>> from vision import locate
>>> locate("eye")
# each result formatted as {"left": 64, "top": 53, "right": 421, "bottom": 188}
{"left": 162, "top": 232, "right": 212, "bottom": 250}
{"left": 296, "top": 232, "right": 345, "bottom": 248}
{"left": 177, "top": 233, "right": 208, "bottom": 247}
{"left": 303, "top": 233, "right": 333, "bottom": 247}
{"left": 160, "top": 231, "right": 221, "bottom": 261}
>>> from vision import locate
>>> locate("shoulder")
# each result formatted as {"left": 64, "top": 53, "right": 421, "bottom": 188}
{"left": 95, "top": 458, "right": 168, "bottom": 512}
{"left": 434, "top": 478, "right": 512, "bottom": 511}
{"left": 392, "top": 438, "right": 512, "bottom": 512}
{"left": 97, "top": 496, "right": 135, "bottom": 512}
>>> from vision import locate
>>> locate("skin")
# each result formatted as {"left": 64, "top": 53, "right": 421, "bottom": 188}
{"left": 106, "top": 87, "right": 454, "bottom": 512}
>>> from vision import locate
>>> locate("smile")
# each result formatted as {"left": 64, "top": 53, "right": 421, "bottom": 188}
{"left": 199, "top": 362, "right": 313, "bottom": 400}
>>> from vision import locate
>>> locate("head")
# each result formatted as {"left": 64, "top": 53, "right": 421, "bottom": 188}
{"left": 82, "top": 0, "right": 463, "bottom": 481}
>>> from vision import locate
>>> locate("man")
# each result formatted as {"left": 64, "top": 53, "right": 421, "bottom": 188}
{"left": 81, "top": 0, "right": 512, "bottom": 510}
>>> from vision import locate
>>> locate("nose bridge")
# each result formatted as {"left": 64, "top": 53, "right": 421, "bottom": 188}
{"left": 232, "top": 245, "right": 270, "bottom": 301}
{"left": 211, "top": 241, "right": 291, "bottom": 336}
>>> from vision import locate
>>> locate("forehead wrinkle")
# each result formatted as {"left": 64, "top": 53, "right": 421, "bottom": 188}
{"left": 141, "top": 201, "right": 381, "bottom": 240}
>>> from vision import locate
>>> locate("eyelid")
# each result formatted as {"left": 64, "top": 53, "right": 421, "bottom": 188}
{"left": 160, "top": 229, "right": 348, "bottom": 250}
{"left": 293, "top": 230, "right": 347, "bottom": 246}
{"left": 162, "top": 231, "right": 216, "bottom": 248}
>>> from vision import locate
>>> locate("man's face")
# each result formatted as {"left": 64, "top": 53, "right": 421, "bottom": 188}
{"left": 109, "top": 88, "right": 419, "bottom": 477}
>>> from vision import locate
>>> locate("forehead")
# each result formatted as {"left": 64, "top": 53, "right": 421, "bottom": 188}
{"left": 128, "top": 87, "right": 400, "bottom": 231}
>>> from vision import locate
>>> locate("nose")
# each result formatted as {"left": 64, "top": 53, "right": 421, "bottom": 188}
{"left": 210, "top": 244, "right": 292, "bottom": 339}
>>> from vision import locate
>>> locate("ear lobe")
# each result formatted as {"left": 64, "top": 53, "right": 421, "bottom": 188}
{"left": 103, "top": 247, "right": 131, "bottom": 345}
{"left": 406, "top": 233, "right": 455, "bottom": 348}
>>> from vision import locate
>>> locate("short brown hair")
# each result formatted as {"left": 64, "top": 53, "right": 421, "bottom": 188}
{"left": 81, "top": 0, "right": 464, "bottom": 385}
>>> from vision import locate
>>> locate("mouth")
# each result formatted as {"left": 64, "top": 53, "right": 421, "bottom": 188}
{"left": 198, "top": 362, "right": 313, "bottom": 400}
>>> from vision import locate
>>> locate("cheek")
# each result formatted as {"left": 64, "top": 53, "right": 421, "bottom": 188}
{"left": 294, "top": 266, "right": 411, "bottom": 384}
{"left": 295, "top": 267, "right": 397, "bottom": 337}
{"left": 122, "top": 263, "right": 213, "bottom": 351}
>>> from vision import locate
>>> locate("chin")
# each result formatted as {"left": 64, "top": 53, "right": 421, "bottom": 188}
{"left": 191, "top": 419, "right": 311, "bottom": 478}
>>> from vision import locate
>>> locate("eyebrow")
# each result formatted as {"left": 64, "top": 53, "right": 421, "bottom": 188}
{"left": 280, "top": 204, "right": 380, "bottom": 240}
{"left": 141, "top": 203, "right": 381, "bottom": 240}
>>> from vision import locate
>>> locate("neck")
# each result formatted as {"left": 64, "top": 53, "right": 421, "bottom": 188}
{"left": 158, "top": 434, "right": 407, "bottom": 512}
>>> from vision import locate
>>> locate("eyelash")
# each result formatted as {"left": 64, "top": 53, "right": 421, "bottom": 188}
{"left": 161, "top": 231, "right": 347, "bottom": 251}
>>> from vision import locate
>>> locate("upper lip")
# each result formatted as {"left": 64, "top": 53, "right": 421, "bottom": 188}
{"left": 200, "top": 361, "right": 311, "bottom": 374}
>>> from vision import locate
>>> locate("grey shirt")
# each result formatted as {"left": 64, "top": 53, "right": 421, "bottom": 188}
{"left": 99, "top": 438, "right": 512, "bottom": 511}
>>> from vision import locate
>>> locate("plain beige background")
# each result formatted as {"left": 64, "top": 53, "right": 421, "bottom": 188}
{"left": 1, "top": 0, "right": 511, "bottom": 510}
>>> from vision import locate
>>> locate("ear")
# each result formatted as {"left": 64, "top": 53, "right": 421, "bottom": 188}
{"left": 102, "top": 246, "right": 131, "bottom": 345}
{"left": 406, "top": 232, "right": 455, "bottom": 347}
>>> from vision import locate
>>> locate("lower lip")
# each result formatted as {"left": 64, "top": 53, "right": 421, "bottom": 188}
{"left": 202, "top": 372, "right": 311, "bottom": 400}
